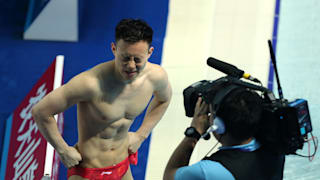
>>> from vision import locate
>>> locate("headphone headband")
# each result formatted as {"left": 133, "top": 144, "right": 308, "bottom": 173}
{"left": 211, "top": 84, "right": 241, "bottom": 112}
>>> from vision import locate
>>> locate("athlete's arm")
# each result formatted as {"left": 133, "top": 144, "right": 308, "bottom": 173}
{"left": 128, "top": 66, "right": 172, "bottom": 153}
{"left": 32, "top": 72, "right": 98, "bottom": 168}
{"left": 138, "top": 66, "right": 172, "bottom": 137}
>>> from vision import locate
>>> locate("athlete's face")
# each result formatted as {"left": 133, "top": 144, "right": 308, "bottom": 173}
{"left": 112, "top": 39, "right": 153, "bottom": 81}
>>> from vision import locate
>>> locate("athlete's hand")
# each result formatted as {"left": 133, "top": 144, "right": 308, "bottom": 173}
{"left": 128, "top": 132, "right": 145, "bottom": 154}
{"left": 58, "top": 146, "right": 82, "bottom": 168}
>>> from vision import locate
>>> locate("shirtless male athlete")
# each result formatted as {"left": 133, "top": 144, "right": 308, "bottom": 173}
{"left": 32, "top": 19, "right": 172, "bottom": 180}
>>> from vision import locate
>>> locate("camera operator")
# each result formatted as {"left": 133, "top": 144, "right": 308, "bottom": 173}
{"left": 164, "top": 87, "right": 285, "bottom": 180}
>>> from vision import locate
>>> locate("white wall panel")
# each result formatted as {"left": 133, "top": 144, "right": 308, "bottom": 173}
{"left": 147, "top": 1, "right": 275, "bottom": 179}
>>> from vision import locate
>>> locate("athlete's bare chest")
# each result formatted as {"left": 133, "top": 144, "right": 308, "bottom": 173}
{"left": 88, "top": 81, "right": 154, "bottom": 121}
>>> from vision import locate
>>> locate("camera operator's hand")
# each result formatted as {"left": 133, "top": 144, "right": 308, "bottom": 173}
{"left": 191, "top": 97, "right": 211, "bottom": 134}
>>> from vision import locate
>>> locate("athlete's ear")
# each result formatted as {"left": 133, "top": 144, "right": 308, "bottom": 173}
{"left": 111, "top": 42, "right": 117, "bottom": 55}
{"left": 148, "top": 46, "right": 154, "bottom": 57}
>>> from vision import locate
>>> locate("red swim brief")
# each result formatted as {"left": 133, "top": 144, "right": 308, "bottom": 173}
{"left": 67, "top": 152, "right": 138, "bottom": 180}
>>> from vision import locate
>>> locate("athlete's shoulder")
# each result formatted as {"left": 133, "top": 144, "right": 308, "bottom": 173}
{"left": 146, "top": 62, "right": 168, "bottom": 82}
{"left": 89, "top": 60, "right": 114, "bottom": 74}
{"left": 66, "top": 69, "right": 101, "bottom": 97}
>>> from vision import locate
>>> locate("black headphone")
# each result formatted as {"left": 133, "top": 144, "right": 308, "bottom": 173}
{"left": 202, "top": 84, "right": 245, "bottom": 137}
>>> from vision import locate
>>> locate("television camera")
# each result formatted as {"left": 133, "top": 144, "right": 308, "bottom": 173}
{"left": 183, "top": 40, "right": 317, "bottom": 156}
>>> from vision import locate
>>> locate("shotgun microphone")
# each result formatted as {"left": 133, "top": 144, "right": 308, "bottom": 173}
{"left": 207, "top": 57, "right": 260, "bottom": 83}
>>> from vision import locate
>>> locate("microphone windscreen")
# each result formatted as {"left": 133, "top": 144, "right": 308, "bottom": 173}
{"left": 207, "top": 57, "right": 244, "bottom": 78}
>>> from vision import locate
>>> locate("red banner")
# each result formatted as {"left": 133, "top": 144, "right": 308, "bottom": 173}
{"left": 3, "top": 58, "right": 64, "bottom": 180}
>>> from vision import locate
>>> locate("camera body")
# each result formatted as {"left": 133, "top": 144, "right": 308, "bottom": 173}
{"left": 258, "top": 98, "right": 312, "bottom": 154}
{"left": 183, "top": 78, "right": 228, "bottom": 117}
{"left": 183, "top": 76, "right": 313, "bottom": 155}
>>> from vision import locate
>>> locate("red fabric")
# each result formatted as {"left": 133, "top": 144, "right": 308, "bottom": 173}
{"left": 67, "top": 152, "right": 138, "bottom": 180}
{"left": 128, "top": 151, "right": 138, "bottom": 165}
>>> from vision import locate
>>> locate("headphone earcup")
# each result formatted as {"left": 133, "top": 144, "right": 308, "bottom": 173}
{"left": 213, "top": 116, "right": 225, "bottom": 134}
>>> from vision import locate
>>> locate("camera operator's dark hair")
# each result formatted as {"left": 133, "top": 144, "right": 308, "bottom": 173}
{"left": 216, "top": 88, "right": 263, "bottom": 142}
{"left": 115, "top": 18, "right": 153, "bottom": 45}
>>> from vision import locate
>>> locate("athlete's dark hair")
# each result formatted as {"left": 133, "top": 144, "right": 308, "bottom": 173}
{"left": 217, "top": 88, "right": 263, "bottom": 142}
{"left": 115, "top": 18, "right": 153, "bottom": 45}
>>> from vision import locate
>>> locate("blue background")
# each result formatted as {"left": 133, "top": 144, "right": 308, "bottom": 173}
{"left": 0, "top": 0, "right": 169, "bottom": 179}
